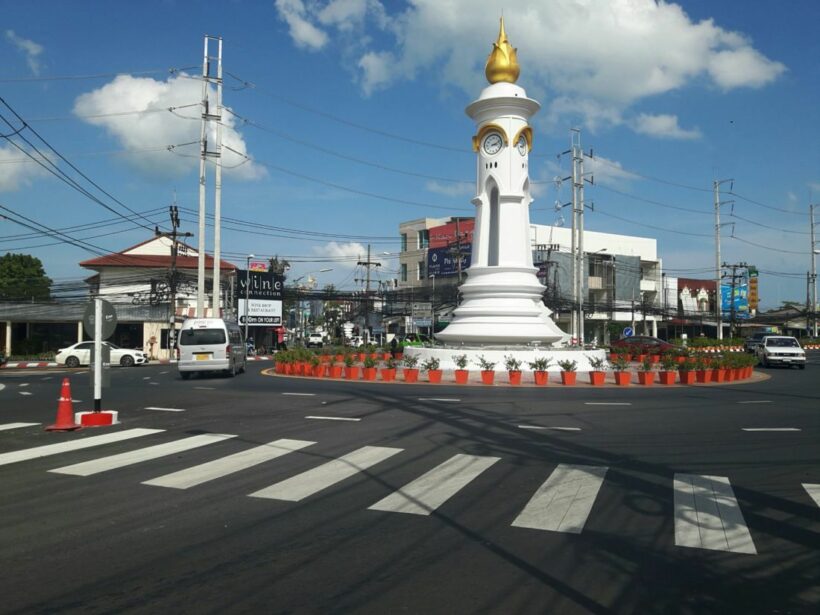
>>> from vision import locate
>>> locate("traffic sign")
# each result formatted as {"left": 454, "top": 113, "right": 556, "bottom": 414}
{"left": 83, "top": 299, "right": 117, "bottom": 339}
{"left": 623, "top": 327, "right": 634, "bottom": 337}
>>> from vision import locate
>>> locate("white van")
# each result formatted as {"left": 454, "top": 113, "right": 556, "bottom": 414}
{"left": 177, "top": 318, "right": 246, "bottom": 379}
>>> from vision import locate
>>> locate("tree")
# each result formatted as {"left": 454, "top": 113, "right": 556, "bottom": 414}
{"left": 0, "top": 253, "right": 52, "bottom": 301}
{"left": 268, "top": 255, "right": 290, "bottom": 277}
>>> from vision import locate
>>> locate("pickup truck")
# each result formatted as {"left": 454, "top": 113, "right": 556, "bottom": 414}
{"left": 755, "top": 335, "right": 806, "bottom": 369}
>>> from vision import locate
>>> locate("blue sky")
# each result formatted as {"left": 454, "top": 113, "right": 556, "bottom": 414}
{"left": 1, "top": 0, "right": 818, "bottom": 309}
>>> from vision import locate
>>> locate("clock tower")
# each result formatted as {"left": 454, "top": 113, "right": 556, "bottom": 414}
{"left": 436, "top": 19, "right": 568, "bottom": 345}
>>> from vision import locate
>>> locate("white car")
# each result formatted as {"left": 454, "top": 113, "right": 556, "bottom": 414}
{"left": 755, "top": 336, "right": 806, "bottom": 369}
{"left": 56, "top": 341, "right": 149, "bottom": 368}
{"left": 306, "top": 333, "right": 324, "bottom": 348}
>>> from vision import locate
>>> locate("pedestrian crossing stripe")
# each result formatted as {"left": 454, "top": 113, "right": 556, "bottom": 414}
{"left": 0, "top": 428, "right": 163, "bottom": 467}
{"left": 368, "top": 454, "right": 500, "bottom": 516}
{"left": 0, "top": 422, "right": 40, "bottom": 431}
{"left": 143, "top": 439, "right": 316, "bottom": 489}
{"left": 249, "top": 446, "right": 403, "bottom": 502}
{"left": 49, "top": 433, "right": 236, "bottom": 477}
{"left": 512, "top": 464, "right": 607, "bottom": 533}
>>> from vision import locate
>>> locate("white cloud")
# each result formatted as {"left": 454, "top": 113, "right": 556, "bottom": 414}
{"left": 274, "top": 1, "right": 786, "bottom": 135}
{"left": 275, "top": 0, "right": 329, "bottom": 51}
{"left": 585, "top": 155, "right": 639, "bottom": 186}
{"left": 311, "top": 240, "right": 367, "bottom": 268}
{"left": 425, "top": 180, "right": 472, "bottom": 197}
{"left": 73, "top": 74, "right": 264, "bottom": 180}
{"left": 5, "top": 30, "right": 44, "bottom": 75}
{"left": 631, "top": 113, "right": 701, "bottom": 140}
{"left": 0, "top": 143, "right": 49, "bottom": 191}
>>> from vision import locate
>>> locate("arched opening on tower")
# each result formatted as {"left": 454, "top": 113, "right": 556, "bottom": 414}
{"left": 488, "top": 186, "right": 499, "bottom": 266}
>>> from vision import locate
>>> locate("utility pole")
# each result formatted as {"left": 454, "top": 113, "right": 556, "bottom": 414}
{"left": 565, "top": 129, "right": 593, "bottom": 346}
{"left": 211, "top": 37, "right": 224, "bottom": 316}
{"left": 722, "top": 261, "right": 747, "bottom": 339}
{"left": 356, "top": 244, "right": 381, "bottom": 343}
{"left": 713, "top": 178, "right": 734, "bottom": 340}
{"left": 156, "top": 203, "right": 193, "bottom": 356}
{"left": 811, "top": 203, "right": 818, "bottom": 337}
{"left": 195, "top": 35, "right": 223, "bottom": 318}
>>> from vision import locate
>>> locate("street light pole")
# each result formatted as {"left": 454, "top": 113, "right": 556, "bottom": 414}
{"left": 244, "top": 254, "right": 254, "bottom": 343}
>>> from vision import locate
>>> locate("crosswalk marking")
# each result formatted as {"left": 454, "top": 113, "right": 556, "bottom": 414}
{"left": 305, "top": 416, "right": 360, "bottom": 422}
{"left": 249, "top": 446, "right": 403, "bottom": 502}
{"left": 512, "top": 464, "right": 608, "bottom": 533}
{"left": 49, "top": 433, "right": 235, "bottom": 477}
{"left": 368, "top": 454, "right": 500, "bottom": 516}
{"left": 0, "top": 422, "right": 40, "bottom": 431}
{"left": 674, "top": 474, "right": 756, "bottom": 554}
{"left": 803, "top": 484, "right": 820, "bottom": 508}
{"left": 0, "top": 428, "right": 163, "bottom": 467}
{"left": 144, "top": 407, "right": 186, "bottom": 412}
{"left": 143, "top": 439, "right": 315, "bottom": 489}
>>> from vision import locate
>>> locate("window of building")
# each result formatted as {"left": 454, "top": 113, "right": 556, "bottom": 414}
{"left": 418, "top": 261, "right": 426, "bottom": 280}
{"left": 417, "top": 229, "right": 429, "bottom": 249}
{"left": 400, "top": 263, "right": 407, "bottom": 282}
{"left": 400, "top": 233, "right": 407, "bottom": 252}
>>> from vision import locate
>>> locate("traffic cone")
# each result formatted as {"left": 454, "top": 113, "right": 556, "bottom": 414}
{"left": 46, "top": 378, "right": 81, "bottom": 431}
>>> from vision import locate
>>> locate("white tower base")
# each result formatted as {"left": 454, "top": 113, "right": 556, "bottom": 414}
{"left": 436, "top": 266, "right": 567, "bottom": 346}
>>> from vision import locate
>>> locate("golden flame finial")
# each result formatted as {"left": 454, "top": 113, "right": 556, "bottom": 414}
{"left": 484, "top": 17, "right": 520, "bottom": 84}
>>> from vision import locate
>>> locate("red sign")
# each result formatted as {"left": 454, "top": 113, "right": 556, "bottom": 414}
{"left": 429, "top": 219, "right": 474, "bottom": 249}
{"left": 249, "top": 260, "right": 269, "bottom": 272}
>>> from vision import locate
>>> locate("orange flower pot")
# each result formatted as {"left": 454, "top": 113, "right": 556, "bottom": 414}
{"left": 637, "top": 371, "right": 654, "bottom": 386}
{"left": 403, "top": 368, "right": 419, "bottom": 383}
{"left": 533, "top": 371, "right": 549, "bottom": 386}
{"left": 658, "top": 371, "right": 676, "bottom": 385}
{"left": 589, "top": 371, "right": 605, "bottom": 386}
{"left": 329, "top": 365, "right": 343, "bottom": 379}
{"left": 508, "top": 370, "right": 522, "bottom": 385}
{"left": 480, "top": 370, "right": 495, "bottom": 385}
{"left": 560, "top": 371, "right": 577, "bottom": 385}
{"left": 695, "top": 370, "right": 711, "bottom": 383}
{"left": 380, "top": 368, "right": 396, "bottom": 382}
{"left": 678, "top": 370, "right": 695, "bottom": 385}
{"left": 614, "top": 372, "right": 631, "bottom": 386}
{"left": 712, "top": 369, "right": 726, "bottom": 383}
{"left": 454, "top": 369, "right": 469, "bottom": 384}
{"left": 427, "top": 369, "right": 443, "bottom": 383}
{"left": 344, "top": 366, "right": 360, "bottom": 380}
{"left": 362, "top": 367, "right": 377, "bottom": 381}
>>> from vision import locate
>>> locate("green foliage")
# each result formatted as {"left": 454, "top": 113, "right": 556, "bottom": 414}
{"left": 452, "top": 354, "right": 468, "bottom": 369}
{"left": 422, "top": 356, "right": 440, "bottom": 371}
{"left": 384, "top": 356, "right": 397, "bottom": 369}
{"left": 660, "top": 353, "right": 679, "bottom": 371}
{"left": 402, "top": 354, "right": 419, "bottom": 368}
{"left": 504, "top": 354, "right": 522, "bottom": 372}
{"left": 0, "top": 253, "right": 51, "bottom": 301}
{"left": 587, "top": 355, "right": 607, "bottom": 371}
{"left": 610, "top": 355, "right": 630, "bottom": 371}
{"left": 363, "top": 355, "right": 377, "bottom": 368}
{"left": 475, "top": 355, "right": 496, "bottom": 371}
{"left": 557, "top": 359, "right": 577, "bottom": 372}
{"left": 343, "top": 352, "right": 356, "bottom": 367}
{"left": 527, "top": 356, "right": 552, "bottom": 372}
{"left": 640, "top": 354, "right": 656, "bottom": 371}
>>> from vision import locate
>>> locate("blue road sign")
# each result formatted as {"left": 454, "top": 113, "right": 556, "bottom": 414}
{"left": 623, "top": 327, "right": 634, "bottom": 337}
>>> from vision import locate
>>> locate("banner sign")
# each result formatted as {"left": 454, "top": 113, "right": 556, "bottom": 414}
{"left": 249, "top": 260, "right": 269, "bottom": 272}
{"left": 238, "top": 270, "right": 284, "bottom": 325}
{"left": 427, "top": 245, "right": 472, "bottom": 277}
{"left": 721, "top": 282, "right": 751, "bottom": 319}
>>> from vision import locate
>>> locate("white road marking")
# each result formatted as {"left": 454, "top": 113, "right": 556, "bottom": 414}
{"left": 803, "top": 484, "right": 820, "bottom": 508}
{"left": 144, "top": 406, "right": 186, "bottom": 412}
{"left": 250, "top": 446, "right": 403, "bottom": 502}
{"left": 144, "top": 439, "right": 315, "bottom": 490}
{"left": 512, "top": 464, "right": 608, "bottom": 533}
{"left": 305, "top": 416, "right": 361, "bottom": 422}
{"left": 41, "top": 377, "right": 52, "bottom": 381}
{"left": 49, "top": 433, "right": 235, "bottom": 476}
{"left": 143, "top": 377, "right": 150, "bottom": 380}
{"left": 149, "top": 382, "right": 159, "bottom": 385}
{"left": 369, "top": 454, "right": 500, "bottom": 516}
{"left": 282, "top": 393, "right": 316, "bottom": 397}
{"left": 742, "top": 428, "right": 801, "bottom": 432}
{"left": 0, "top": 384, "right": 5, "bottom": 392}
{"left": 160, "top": 371, "right": 168, "bottom": 375}
{"left": 737, "top": 400, "right": 772, "bottom": 404}
{"left": 584, "top": 402, "right": 631, "bottom": 406}
{"left": 0, "top": 422, "right": 40, "bottom": 431}
{"left": 0, "top": 428, "right": 163, "bottom": 467}
{"left": 418, "top": 398, "right": 461, "bottom": 402}
{"left": 674, "top": 474, "right": 756, "bottom": 554}
{"left": 18, "top": 391, "right": 32, "bottom": 396}
{"left": 194, "top": 386, "right": 215, "bottom": 390}
{"left": 517, "top": 425, "right": 581, "bottom": 432}
{"left": 19, "top": 383, "right": 29, "bottom": 387}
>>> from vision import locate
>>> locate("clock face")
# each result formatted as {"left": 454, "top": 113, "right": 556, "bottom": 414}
{"left": 482, "top": 132, "right": 503, "bottom": 155}
{"left": 516, "top": 135, "right": 528, "bottom": 156}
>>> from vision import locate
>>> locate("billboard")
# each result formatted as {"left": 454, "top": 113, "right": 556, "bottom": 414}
{"left": 721, "top": 282, "right": 751, "bottom": 319}
{"left": 237, "top": 270, "right": 284, "bottom": 325}
{"left": 427, "top": 244, "right": 472, "bottom": 277}
{"left": 428, "top": 218, "right": 474, "bottom": 249}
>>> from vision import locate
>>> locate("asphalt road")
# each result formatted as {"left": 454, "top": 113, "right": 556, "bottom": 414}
{"left": 1, "top": 357, "right": 819, "bottom": 614}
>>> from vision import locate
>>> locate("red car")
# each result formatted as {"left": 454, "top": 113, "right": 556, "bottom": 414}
{"left": 610, "top": 336, "right": 677, "bottom": 354}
